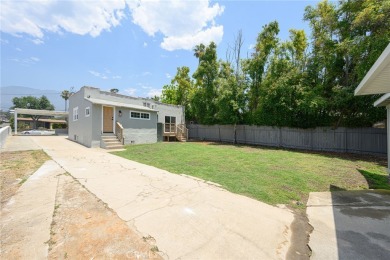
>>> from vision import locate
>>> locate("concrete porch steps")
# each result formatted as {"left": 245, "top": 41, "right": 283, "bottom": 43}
{"left": 101, "top": 134, "right": 124, "bottom": 150}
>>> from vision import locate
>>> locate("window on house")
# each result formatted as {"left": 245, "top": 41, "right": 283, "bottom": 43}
{"left": 143, "top": 102, "right": 151, "bottom": 108}
{"left": 131, "top": 111, "right": 150, "bottom": 120}
{"left": 73, "top": 107, "right": 79, "bottom": 121}
{"left": 131, "top": 111, "right": 140, "bottom": 118}
{"left": 165, "top": 116, "right": 176, "bottom": 124}
{"left": 85, "top": 107, "right": 90, "bottom": 117}
{"left": 164, "top": 116, "right": 176, "bottom": 132}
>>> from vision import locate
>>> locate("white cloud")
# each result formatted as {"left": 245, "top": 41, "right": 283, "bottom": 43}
{"left": 1, "top": 0, "right": 126, "bottom": 42}
{"left": 9, "top": 56, "right": 40, "bottom": 65}
{"left": 124, "top": 88, "right": 137, "bottom": 96}
{"left": 89, "top": 70, "right": 108, "bottom": 80}
{"left": 15, "top": 47, "right": 22, "bottom": 52}
{"left": 112, "top": 75, "right": 122, "bottom": 79}
{"left": 30, "top": 56, "right": 40, "bottom": 62}
{"left": 142, "top": 71, "right": 151, "bottom": 76}
{"left": 166, "top": 73, "right": 171, "bottom": 79}
{"left": 1, "top": 0, "right": 225, "bottom": 51}
{"left": 161, "top": 25, "right": 223, "bottom": 51}
{"left": 31, "top": 38, "right": 44, "bottom": 45}
{"left": 128, "top": 0, "right": 225, "bottom": 51}
{"left": 0, "top": 39, "right": 9, "bottom": 44}
{"left": 147, "top": 88, "right": 162, "bottom": 97}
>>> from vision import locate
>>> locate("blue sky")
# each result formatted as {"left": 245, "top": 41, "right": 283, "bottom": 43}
{"left": 1, "top": 0, "right": 324, "bottom": 99}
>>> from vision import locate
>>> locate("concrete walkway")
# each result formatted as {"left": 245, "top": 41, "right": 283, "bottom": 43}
{"left": 1, "top": 135, "right": 41, "bottom": 152}
{"left": 1, "top": 160, "right": 64, "bottom": 258}
{"left": 29, "top": 136, "right": 295, "bottom": 259}
{"left": 307, "top": 190, "right": 390, "bottom": 259}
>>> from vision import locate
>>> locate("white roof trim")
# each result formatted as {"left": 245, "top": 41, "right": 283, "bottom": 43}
{"left": 355, "top": 44, "right": 390, "bottom": 95}
{"left": 86, "top": 98, "right": 156, "bottom": 112}
{"left": 14, "top": 108, "right": 68, "bottom": 116}
{"left": 374, "top": 93, "right": 390, "bottom": 107}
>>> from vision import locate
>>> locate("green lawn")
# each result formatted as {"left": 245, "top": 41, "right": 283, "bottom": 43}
{"left": 113, "top": 142, "right": 389, "bottom": 208}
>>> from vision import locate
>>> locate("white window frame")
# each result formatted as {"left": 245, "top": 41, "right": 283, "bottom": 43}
{"left": 73, "top": 107, "right": 79, "bottom": 121}
{"left": 130, "top": 111, "right": 150, "bottom": 120}
{"left": 85, "top": 107, "right": 90, "bottom": 117}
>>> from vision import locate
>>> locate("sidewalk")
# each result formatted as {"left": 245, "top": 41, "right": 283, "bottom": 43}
{"left": 31, "top": 136, "right": 295, "bottom": 259}
{"left": 1, "top": 160, "right": 64, "bottom": 259}
{"left": 1, "top": 135, "right": 41, "bottom": 152}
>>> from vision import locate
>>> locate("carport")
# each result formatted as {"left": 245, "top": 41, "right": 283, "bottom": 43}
{"left": 355, "top": 43, "right": 390, "bottom": 178}
{"left": 13, "top": 108, "right": 68, "bottom": 135}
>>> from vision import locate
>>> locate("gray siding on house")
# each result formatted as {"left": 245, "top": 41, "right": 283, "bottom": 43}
{"left": 68, "top": 88, "right": 94, "bottom": 147}
{"left": 155, "top": 105, "right": 184, "bottom": 125}
{"left": 115, "top": 107, "right": 157, "bottom": 144}
{"left": 387, "top": 106, "right": 390, "bottom": 174}
{"left": 91, "top": 104, "right": 103, "bottom": 147}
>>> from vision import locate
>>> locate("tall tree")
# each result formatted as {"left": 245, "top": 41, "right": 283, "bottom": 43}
{"left": 243, "top": 21, "right": 280, "bottom": 122}
{"left": 216, "top": 61, "right": 245, "bottom": 126}
{"left": 193, "top": 43, "right": 206, "bottom": 64}
{"left": 192, "top": 42, "right": 219, "bottom": 124}
{"left": 304, "top": 0, "right": 388, "bottom": 127}
{"left": 161, "top": 66, "right": 194, "bottom": 120}
{"left": 60, "top": 88, "right": 73, "bottom": 111}
{"left": 12, "top": 95, "right": 55, "bottom": 129}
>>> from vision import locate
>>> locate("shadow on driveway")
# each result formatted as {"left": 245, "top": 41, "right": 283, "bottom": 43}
{"left": 308, "top": 189, "right": 390, "bottom": 259}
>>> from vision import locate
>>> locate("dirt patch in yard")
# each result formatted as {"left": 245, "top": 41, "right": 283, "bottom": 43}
{"left": 48, "top": 174, "right": 162, "bottom": 259}
{"left": 0, "top": 150, "right": 49, "bottom": 207}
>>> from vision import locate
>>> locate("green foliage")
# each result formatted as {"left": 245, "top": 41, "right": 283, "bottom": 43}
{"left": 192, "top": 42, "right": 220, "bottom": 124}
{"left": 161, "top": 0, "right": 388, "bottom": 127}
{"left": 12, "top": 95, "right": 55, "bottom": 129}
{"left": 161, "top": 66, "right": 195, "bottom": 119}
{"left": 216, "top": 61, "right": 245, "bottom": 124}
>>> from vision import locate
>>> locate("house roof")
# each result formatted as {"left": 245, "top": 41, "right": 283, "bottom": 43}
{"left": 17, "top": 118, "right": 67, "bottom": 123}
{"left": 14, "top": 108, "right": 68, "bottom": 116}
{"left": 355, "top": 43, "right": 390, "bottom": 95}
{"left": 374, "top": 93, "right": 390, "bottom": 107}
{"left": 86, "top": 98, "right": 157, "bottom": 112}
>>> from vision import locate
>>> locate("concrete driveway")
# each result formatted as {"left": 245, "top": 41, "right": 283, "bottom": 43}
{"left": 28, "top": 136, "right": 295, "bottom": 259}
{"left": 307, "top": 190, "right": 390, "bottom": 259}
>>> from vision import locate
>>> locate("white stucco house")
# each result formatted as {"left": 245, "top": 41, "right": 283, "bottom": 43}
{"left": 355, "top": 43, "right": 390, "bottom": 178}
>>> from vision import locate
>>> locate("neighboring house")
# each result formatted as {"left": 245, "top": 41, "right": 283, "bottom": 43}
{"left": 68, "top": 86, "right": 186, "bottom": 148}
{"left": 355, "top": 43, "right": 390, "bottom": 178}
{"left": 17, "top": 118, "right": 67, "bottom": 130}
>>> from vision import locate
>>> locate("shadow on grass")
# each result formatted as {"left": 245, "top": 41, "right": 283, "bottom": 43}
{"left": 203, "top": 141, "right": 387, "bottom": 167}
{"left": 358, "top": 169, "right": 390, "bottom": 190}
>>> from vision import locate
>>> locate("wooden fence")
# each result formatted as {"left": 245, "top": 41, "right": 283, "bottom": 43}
{"left": 188, "top": 124, "right": 387, "bottom": 156}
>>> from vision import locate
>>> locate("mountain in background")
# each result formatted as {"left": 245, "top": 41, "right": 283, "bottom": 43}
{"left": 0, "top": 86, "right": 65, "bottom": 111}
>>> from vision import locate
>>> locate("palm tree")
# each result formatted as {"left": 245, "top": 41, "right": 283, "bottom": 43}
{"left": 61, "top": 90, "right": 71, "bottom": 111}
{"left": 193, "top": 43, "right": 205, "bottom": 64}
